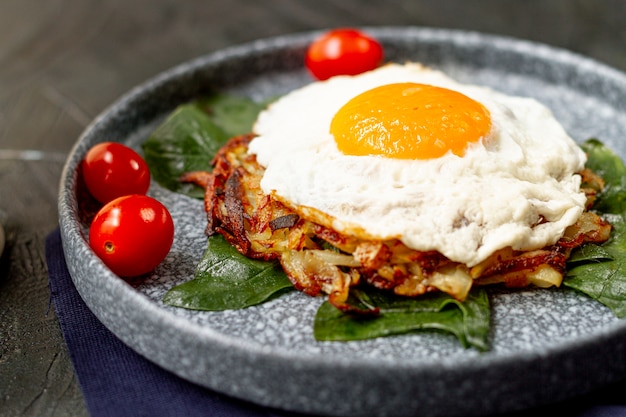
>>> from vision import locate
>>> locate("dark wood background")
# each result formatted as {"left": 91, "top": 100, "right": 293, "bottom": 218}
{"left": 1, "top": 0, "right": 625, "bottom": 415}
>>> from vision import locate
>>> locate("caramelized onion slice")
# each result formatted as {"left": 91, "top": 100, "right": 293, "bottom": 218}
{"left": 428, "top": 264, "right": 473, "bottom": 301}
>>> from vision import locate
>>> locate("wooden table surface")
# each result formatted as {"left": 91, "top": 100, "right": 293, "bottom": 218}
{"left": 1, "top": 0, "right": 625, "bottom": 416}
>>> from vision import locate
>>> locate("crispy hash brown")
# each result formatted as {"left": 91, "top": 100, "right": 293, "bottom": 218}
{"left": 182, "top": 134, "right": 612, "bottom": 314}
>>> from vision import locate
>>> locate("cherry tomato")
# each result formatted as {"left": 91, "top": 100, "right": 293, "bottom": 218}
{"left": 305, "top": 28, "right": 384, "bottom": 80}
{"left": 82, "top": 142, "right": 150, "bottom": 204}
{"left": 89, "top": 194, "right": 174, "bottom": 277}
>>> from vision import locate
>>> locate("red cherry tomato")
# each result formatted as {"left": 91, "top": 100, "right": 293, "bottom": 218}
{"left": 82, "top": 142, "right": 150, "bottom": 204}
{"left": 89, "top": 195, "right": 174, "bottom": 277}
{"left": 305, "top": 28, "right": 384, "bottom": 80}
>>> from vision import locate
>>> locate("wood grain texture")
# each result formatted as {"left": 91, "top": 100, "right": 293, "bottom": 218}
{"left": 0, "top": 0, "right": 624, "bottom": 415}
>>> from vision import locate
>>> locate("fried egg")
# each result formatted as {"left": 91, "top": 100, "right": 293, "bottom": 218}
{"left": 248, "top": 63, "right": 587, "bottom": 266}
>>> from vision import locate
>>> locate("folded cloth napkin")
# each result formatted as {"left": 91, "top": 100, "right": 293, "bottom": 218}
{"left": 45, "top": 228, "right": 626, "bottom": 417}
{"left": 45, "top": 228, "right": 298, "bottom": 417}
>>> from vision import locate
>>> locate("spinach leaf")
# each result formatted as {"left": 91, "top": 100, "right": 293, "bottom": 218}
{"left": 142, "top": 95, "right": 267, "bottom": 199}
{"left": 564, "top": 139, "right": 626, "bottom": 318}
{"left": 195, "top": 94, "right": 270, "bottom": 138}
{"left": 567, "top": 244, "right": 612, "bottom": 266}
{"left": 314, "top": 288, "right": 491, "bottom": 351}
{"left": 579, "top": 138, "right": 626, "bottom": 214}
{"left": 142, "top": 104, "right": 229, "bottom": 199}
{"left": 163, "top": 234, "right": 293, "bottom": 310}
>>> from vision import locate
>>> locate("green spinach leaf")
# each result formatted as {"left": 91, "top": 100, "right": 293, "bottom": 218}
{"left": 314, "top": 288, "right": 491, "bottom": 351}
{"left": 163, "top": 234, "right": 293, "bottom": 310}
{"left": 142, "top": 95, "right": 267, "bottom": 199}
{"left": 564, "top": 139, "right": 626, "bottom": 318}
{"left": 195, "top": 94, "right": 270, "bottom": 138}
{"left": 142, "top": 104, "right": 229, "bottom": 199}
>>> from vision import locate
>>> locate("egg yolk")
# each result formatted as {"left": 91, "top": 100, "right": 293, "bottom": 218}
{"left": 330, "top": 82, "right": 492, "bottom": 159}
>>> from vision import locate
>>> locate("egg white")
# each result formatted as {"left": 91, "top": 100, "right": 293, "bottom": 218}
{"left": 248, "top": 63, "right": 587, "bottom": 266}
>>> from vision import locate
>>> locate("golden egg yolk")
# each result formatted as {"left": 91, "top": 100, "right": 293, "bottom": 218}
{"left": 330, "top": 82, "right": 492, "bottom": 159}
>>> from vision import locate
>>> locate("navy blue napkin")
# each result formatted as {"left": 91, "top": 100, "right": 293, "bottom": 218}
{"left": 45, "top": 228, "right": 298, "bottom": 417}
{"left": 45, "top": 228, "right": 626, "bottom": 417}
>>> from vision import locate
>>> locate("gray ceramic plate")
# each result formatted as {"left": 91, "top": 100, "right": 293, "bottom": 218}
{"left": 58, "top": 27, "right": 626, "bottom": 417}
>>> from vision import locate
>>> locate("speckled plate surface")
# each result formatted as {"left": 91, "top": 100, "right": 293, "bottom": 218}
{"left": 58, "top": 27, "right": 626, "bottom": 417}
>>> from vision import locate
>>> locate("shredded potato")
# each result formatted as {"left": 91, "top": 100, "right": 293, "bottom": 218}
{"left": 182, "top": 134, "right": 612, "bottom": 313}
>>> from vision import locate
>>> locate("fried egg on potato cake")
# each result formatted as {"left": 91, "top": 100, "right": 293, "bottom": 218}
{"left": 249, "top": 63, "right": 587, "bottom": 267}
{"left": 184, "top": 62, "right": 610, "bottom": 310}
